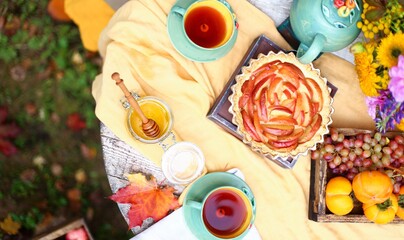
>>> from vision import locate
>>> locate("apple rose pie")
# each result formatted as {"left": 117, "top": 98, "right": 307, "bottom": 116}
{"left": 229, "top": 52, "right": 333, "bottom": 158}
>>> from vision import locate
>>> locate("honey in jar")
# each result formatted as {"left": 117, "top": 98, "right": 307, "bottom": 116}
{"left": 127, "top": 96, "right": 173, "bottom": 143}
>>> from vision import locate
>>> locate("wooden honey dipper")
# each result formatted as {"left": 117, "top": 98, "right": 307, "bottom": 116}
{"left": 111, "top": 72, "right": 160, "bottom": 139}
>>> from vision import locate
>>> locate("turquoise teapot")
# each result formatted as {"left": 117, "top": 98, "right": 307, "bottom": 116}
{"left": 290, "top": 0, "right": 363, "bottom": 64}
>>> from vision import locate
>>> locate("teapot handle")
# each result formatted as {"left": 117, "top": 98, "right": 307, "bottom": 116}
{"left": 296, "top": 34, "right": 326, "bottom": 64}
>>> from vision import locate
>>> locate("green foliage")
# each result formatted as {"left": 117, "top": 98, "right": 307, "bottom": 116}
{"left": 0, "top": 35, "right": 18, "bottom": 63}
{"left": 10, "top": 208, "right": 44, "bottom": 230}
{"left": 0, "top": 0, "right": 130, "bottom": 238}
{"left": 10, "top": 179, "right": 36, "bottom": 198}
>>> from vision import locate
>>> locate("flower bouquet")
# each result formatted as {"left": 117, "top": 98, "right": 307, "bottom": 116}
{"left": 351, "top": 0, "right": 404, "bottom": 133}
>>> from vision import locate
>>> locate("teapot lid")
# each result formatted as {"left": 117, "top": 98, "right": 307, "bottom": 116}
{"left": 322, "top": 0, "right": 362, "bottom": 29}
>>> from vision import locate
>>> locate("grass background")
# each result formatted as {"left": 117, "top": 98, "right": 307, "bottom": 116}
{"left": 0, "top": 1, "right": 133, "bottom": 239}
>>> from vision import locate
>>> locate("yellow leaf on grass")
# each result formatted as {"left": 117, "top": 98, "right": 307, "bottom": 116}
{"left": 0, "top": 215, "right": 21, "bottom": 235}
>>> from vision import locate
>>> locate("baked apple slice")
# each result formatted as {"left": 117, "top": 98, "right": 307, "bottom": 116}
{"left": 299, "top": 113, "right": 322, "bottom": 143}
{"left": 305, "top": 77, "right": 324, "bottom": 111}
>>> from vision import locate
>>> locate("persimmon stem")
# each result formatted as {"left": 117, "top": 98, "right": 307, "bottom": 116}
{"left": 385, "top": 165, "right": 404, "bottom": 175}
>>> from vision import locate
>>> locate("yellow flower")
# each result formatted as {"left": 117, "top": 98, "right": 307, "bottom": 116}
{"left": 377, "top": 33, "right": 404, "bottom": 68}
{"left": 397, "top": 118, "right": 404, "bottom": 131}
{"left": 354, "top": 51, "right": 381, "bottom": 97}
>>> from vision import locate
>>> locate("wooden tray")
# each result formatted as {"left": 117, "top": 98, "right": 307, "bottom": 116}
{"left": 308, "top": 128, "right": 404, "bottom": 223}
{"left": 207, "top": 35, "right": 338, "bottom": 169}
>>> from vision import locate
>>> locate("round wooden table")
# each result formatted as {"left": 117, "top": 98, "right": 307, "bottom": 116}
{"left": 100, "top": 0, "right": 358, "bottom": 236}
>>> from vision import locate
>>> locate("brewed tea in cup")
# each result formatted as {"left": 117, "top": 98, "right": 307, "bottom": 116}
{"left": 186, "top": 186, "right": 255, "bottom": 239}
{"left": 172, "top": 0, "right": 237, "bottom": 49}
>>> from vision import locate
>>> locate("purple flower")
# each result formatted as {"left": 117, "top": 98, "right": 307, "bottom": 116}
{"left": 366, "top": 90, "right": 404, "bottom": 133}
{"left": 365, "top": 91, "right": 389, "bottom": 118}
{"left": 388, "top": 55, "right": 404, "bottom": 102}
{"left": 366, "top": 97, "right": 380, "bottom": 118}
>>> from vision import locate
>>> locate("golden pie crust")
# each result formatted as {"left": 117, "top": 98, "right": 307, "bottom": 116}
{"left": 229, "top": 51, "right": 333, "bottom": 159}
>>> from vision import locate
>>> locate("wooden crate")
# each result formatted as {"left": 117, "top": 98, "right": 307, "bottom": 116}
{"left": 33, "top": 218, "right": 94, "bottom": 240}
{"left": 308, "top": 129, "right": 404, "bottom": 223}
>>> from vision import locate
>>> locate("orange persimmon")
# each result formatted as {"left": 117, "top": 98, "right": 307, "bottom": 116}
{"left": 396, "top": 186, "right": 404, "bottom": 220}
{"left": 363, "top": 194, "right": 398, "bottom": 224}
{"left": 352, "top": 170, "right": 393, "bottom": 204}
{"left": 325, "top": 176, "right": 354, "bottom": 216}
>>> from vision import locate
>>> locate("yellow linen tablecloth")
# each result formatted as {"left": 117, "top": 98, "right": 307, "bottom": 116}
{"left": 92, "top": 0, "right": 404, "bottom": 239}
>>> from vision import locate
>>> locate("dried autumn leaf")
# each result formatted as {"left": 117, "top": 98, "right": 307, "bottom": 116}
{"left": 35, "top": 213, "right": 58, "bottom": 235}
{"left": 0, "top": 215, "right": 21, "bottom": 235}
{"left": 126, "top": 173, "right": 150, "bottom": 185}
{"left": 0, "top": 16, "right": 4, "bottom": 31}
{"left": 80, "top": 143, "right": 97, "bottom": 160}
{"left": 0, "top": 107, "right": 20, "bottom": 138}
{"left": 3, "top": 17, "right": 20, "bottom": 37}
{"left": 365, "top": 8, "right": 385, "bottom": 21}
{"left": 67, "top": 188, "right": 81, "bottom": 201}
{"left": 75, "top": 169, "right": 87, "bottom": 183}
{"left": 0, "top": 107, "right": 7, "bottom": 123}
{"left": 67, "top": 188, "right": 82, "bottom": 212}
{"left": 47, "top": 0, "right": 72, "bottom": 22}
{"left": 20, "top": 169, "right": 36, "bottom": 182}
{"left": 110, "top": 173, "right": 179, "bottom": 229}
{"left": 0, "top": 107, "right": 20, "bottom": 156}
{"left": 0, "top": 138, "right": 18, "bottom": 156}
{"left": 0, "top": 122, "right": 21, "bottom": 138}
{"left": 10, "top": 65, "right": 26, "bottom": 81}
{"left": 66, "top": 113, "right": 86, "bottom": 132}
{"left": 34, "top": 213, "right": 55, "bottom": 235}
{"left": 25, "top": 103, "right": 37, "bottom": 116}
{"left": 33, "top": 155, "right": 46, "bottom": 168}
{"left": 366, "top": 0, "right": 385, "bottom": 8}
{"left": 51, "top": 163, "right": 63, "bottom": 176}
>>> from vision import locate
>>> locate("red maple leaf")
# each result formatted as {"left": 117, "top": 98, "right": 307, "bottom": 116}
{"left": 66, "top": 113, "right": 86, "bottom": 132}
{"left": 109, "top": 173, "right": 179, "bottom": 229}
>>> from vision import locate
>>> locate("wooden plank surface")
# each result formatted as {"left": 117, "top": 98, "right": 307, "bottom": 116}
{"left": 100, "top": 123, "right": 168, "bottom": 234}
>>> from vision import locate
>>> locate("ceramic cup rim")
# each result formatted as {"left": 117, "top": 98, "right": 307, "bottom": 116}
{"left": 179, "top": 0, "right": 236, "bottom": 51}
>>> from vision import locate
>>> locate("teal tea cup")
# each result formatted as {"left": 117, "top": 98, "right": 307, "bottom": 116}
{"left": 171, "top": 0, "right": 238, "bottom": 51}
{"left": 183, "top": 172, "right": 256, "bottom": 239}
{"left": 290, "top": 0, "right": 363, "bottom": 64}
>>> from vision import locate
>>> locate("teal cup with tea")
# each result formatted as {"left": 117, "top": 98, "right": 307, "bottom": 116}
{"left": 183, "top": 172, "right": 256, "bottom": 239}
{"left": 171, "top": 0, "right": 237, "bottom": 51}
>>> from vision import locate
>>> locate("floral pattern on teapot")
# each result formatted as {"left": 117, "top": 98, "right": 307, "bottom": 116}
{"left": 322, "top": 0, "right": 361, "bottom": 28}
